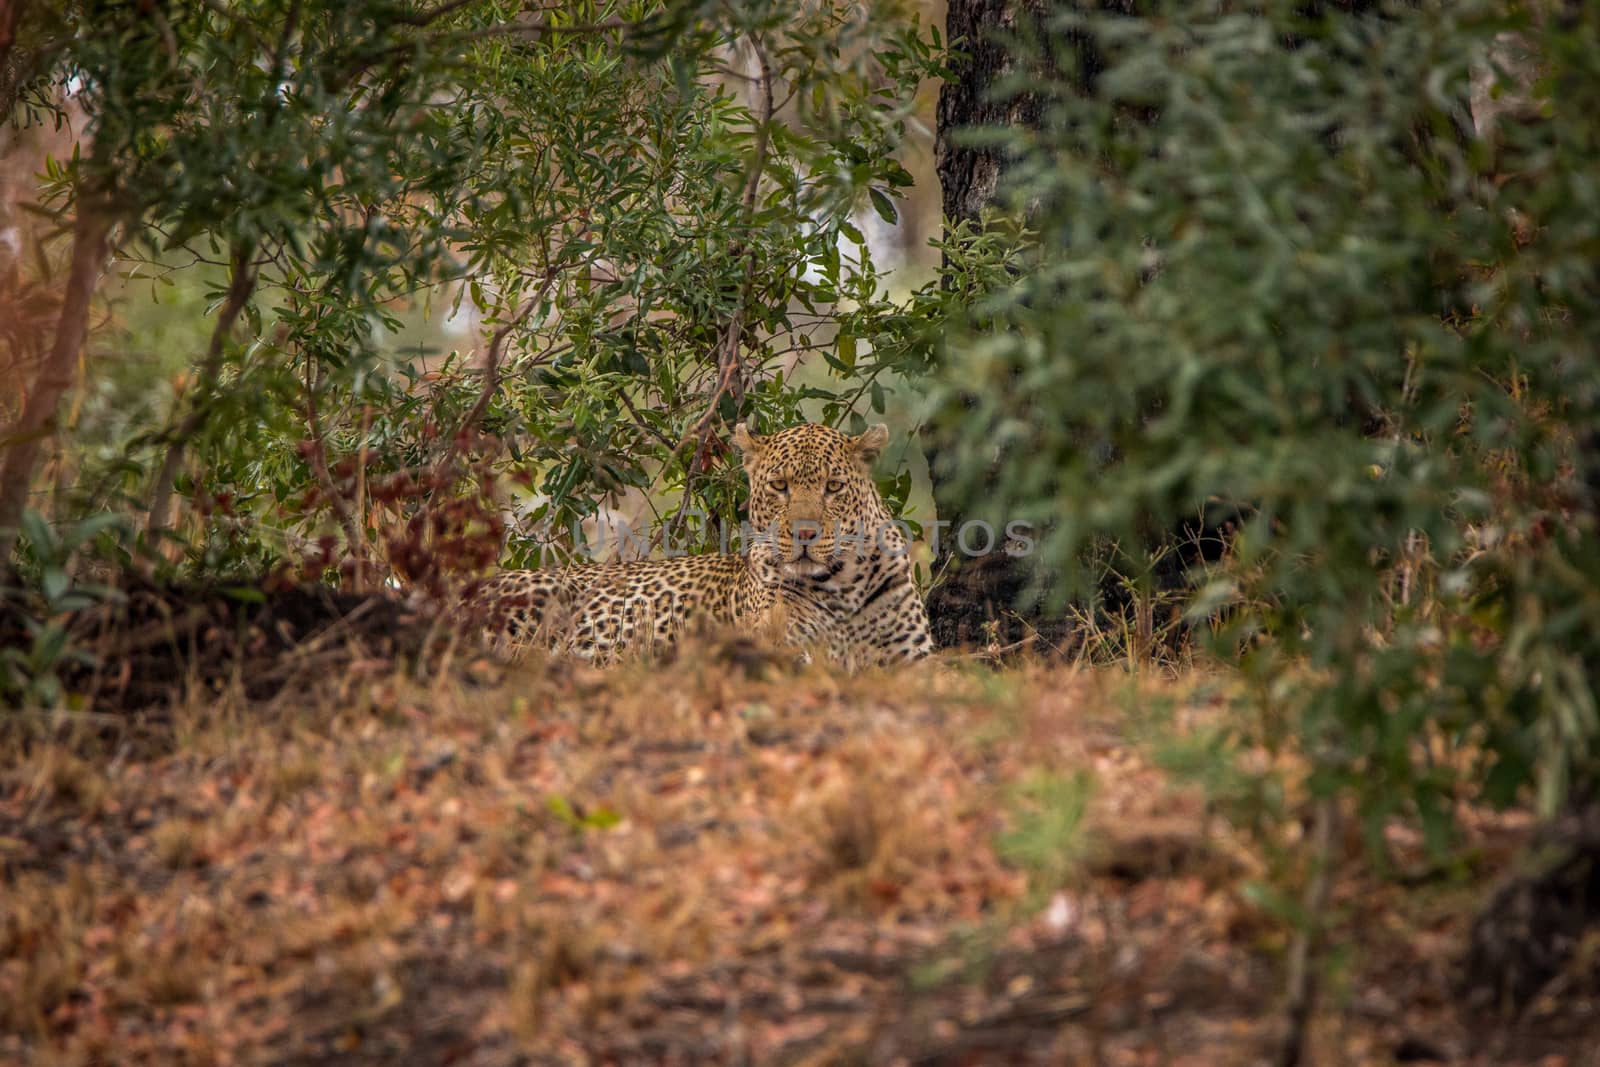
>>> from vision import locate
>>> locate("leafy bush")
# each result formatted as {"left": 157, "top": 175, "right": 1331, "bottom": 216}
{"left": 926, "top": 1, "right": 1600, "bottom": 837}
{"left": 4, "top": 0, "right": 952, "bottom": 586}
{"left": 1, "top": 511, "right": 127, "bottom": 708}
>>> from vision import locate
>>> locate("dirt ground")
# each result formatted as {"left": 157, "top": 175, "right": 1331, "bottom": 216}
{"left": 2, "top": 588, "right": 1597, "bottom": 1066}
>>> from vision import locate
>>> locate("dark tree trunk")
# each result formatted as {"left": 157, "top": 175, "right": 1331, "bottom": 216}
{"left": 935, "top": 0, "right": 1048, "bottom": 237}
{"left": 926, "top": 1, "right": 1132, "bottom": 653}
{"left": 928, "top": 0, "right": 1042, "bottom": 651}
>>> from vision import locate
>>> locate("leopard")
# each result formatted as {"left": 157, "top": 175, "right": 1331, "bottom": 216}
{"left": 465, "top": 421, "right": 934, "bottom": 666}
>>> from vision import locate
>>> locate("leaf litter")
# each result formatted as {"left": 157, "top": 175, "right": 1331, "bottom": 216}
{"left": 2, "top": 606, "right": 1594, "bottom": 1066}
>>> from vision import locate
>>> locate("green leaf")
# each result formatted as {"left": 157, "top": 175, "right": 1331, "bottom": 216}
{"left": 59, "top": 512, "right": 127, "bottom": 552}
{"left": 19, "top": 510, "right": 55, "bottom": 557}
{"left": 545, "top": 794, "right": 579, "bottom": 828}
{"left": 868, "top": 188, "right": 897, "bottom": 225}
{"left": 41, "top": 567, "right": 69, "bottom": 605}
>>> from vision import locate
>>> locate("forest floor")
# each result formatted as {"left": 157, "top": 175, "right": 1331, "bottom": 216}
{"left": 2, "top": 589, "right": 1597, "bottom": 1066}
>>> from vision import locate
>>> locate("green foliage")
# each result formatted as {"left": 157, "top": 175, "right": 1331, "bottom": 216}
{"left": 927, "top": 2, "right": 1600, "bottom": 839}
{"left": 996, "top": 767, "right": 1092, "bottom": 894}
{"left": 1, "top": 511, "right": 127, "bottom": 708}
{"left": 12, "top": 0, "right": 950, "bottom": 579}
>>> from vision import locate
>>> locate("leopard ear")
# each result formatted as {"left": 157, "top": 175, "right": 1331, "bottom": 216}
{"left": 731, "top": 422, "right": 765, "bottom": 464}
{"left": 731, "top": 422, "right": 764, "bottom": 454}
{"left": 851, "top": 423, "right": 889, "bottom": 465}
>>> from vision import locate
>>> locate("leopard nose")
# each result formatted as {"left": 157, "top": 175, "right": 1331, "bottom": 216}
{"left": 794, "top": 523, "right": 820, "bottom": 543}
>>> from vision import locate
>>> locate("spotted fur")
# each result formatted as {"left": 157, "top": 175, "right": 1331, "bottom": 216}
{"left": 467, "top": 421, "right": 934, "bottom": 666}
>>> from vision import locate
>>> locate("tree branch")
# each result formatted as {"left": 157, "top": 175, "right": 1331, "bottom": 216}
{"left": 435, "top": 266, "right": 562, "bottom": 480}
{"left": 268, "top": 0, "right": 303, "bottom": 92}
{"left": 430, "top": 15, "right": 631, "bottom": 46}
{"left": 389, "top": 0, "right": 487, "bottom": 27}
{"left": 393, "top": 0, "right": 574, "bottom": 28}
{"left": 144, "top": 240, "right": 258, "bottom": 542}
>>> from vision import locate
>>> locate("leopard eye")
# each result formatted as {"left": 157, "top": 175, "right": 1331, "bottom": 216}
{"left": 770, "top": 478, "right": 788, "bottom": 493}
{"left": 825, "top": 478, "right": 844, "bottom": 494}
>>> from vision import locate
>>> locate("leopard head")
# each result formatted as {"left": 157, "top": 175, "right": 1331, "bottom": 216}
{"left": 731, "top": 421, "right": 893, "bottom": 579}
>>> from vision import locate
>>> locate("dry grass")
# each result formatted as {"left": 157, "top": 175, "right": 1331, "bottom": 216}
{"left": 0, "top": 637, "right": 1580, "bottom": 1066}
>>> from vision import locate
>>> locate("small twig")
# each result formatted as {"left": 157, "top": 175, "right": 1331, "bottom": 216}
{"left": 709, "top": 61, "right": 760, "bottom": 84}
{"left": 8, "top": 707, "right": 128, "bottom": 730}
{"left": 654, "top": 358, "right": 740, "bottom": 553}
{"left": 947, "top": 633, "right": 1039, "bottom": 660}
{"left": 257, "top": 597, "right": 380, "bottom": 673}
{"left": 303, "top": 359, "right": 366, "bottom": 575}
{"left": 617, "top": 389, "right": 678, "bottom": 452}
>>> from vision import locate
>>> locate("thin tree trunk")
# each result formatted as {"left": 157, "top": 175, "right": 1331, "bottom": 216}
{"left": 1278, "top": 795, "right": 1339, "bottom": 1067}
{"left": 0, "top": 193, "right": 111, "bottom": 565}
{"left": 144, "top": 240, "right": 258, "bottom": 541}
